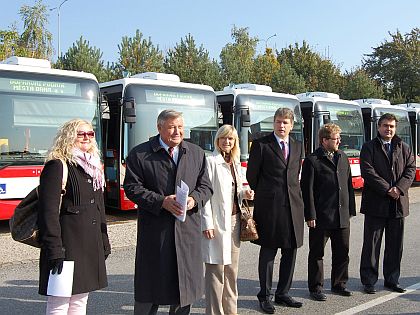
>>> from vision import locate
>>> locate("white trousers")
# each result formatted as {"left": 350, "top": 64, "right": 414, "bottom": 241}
{"left": 46, "top": 293, "right": 89, "bottom": 315}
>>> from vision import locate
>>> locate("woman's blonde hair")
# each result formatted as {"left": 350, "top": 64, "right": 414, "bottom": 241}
{"left": 46, "top": 119, "right": 100, "bottom": 163}
{"left": 214, "top": 124, "right": 240, "bottom": 163}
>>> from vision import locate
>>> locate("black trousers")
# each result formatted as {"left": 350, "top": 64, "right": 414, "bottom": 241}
{"left": 134, "top": 302, "right": 191, "bottom": 315}
{"left": 308, "top": 227, "right": 350, "bottom": 292}
{"left": 360, "top": 215, "right": 405, "bottom": 286}
{"left": 257, "top": 246, "right": 297, "bottom": 301}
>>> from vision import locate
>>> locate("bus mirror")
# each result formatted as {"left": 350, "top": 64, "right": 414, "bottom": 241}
{"left": 323, "top": 114, "right": 331, "bottom": 124}
{"left": 241, "top": 110, "right": 251, "bottom": 127}
{"left": 101, "top": 95, "right": 110, "bottom": 120}
{"left": 122, "top": 97, "right": 136, "bottom": 123}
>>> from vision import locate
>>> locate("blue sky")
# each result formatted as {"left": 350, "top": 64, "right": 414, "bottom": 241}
{"left": 1, "top": 0, "right": 419, "bottom": 72}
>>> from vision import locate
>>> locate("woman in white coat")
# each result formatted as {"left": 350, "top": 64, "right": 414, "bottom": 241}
{"left": 202, "top": 124, "right": 254, "bottom": 315}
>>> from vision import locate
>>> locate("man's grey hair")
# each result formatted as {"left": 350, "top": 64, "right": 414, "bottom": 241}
{"left": 157, "top": 109, "right": 183, "bottom": 127}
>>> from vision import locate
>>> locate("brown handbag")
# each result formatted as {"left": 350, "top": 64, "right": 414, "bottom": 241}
{"left": 240, "top": 199, "right": 259, "bottom": 241}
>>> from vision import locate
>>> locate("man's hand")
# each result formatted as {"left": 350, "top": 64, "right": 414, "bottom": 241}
{"left": 387, "top": 187, "right": 400, "bottom": 200}
{"left": 162, "top": 195, "right": 183, "bottom": 216}
{"left": 244, "top": 189, "right": 255, "bottom": 200}
{"left": 307, "top": 220, "right": 316, "bottom": 228}
{"left": 203, "top": 229, "right": 215, "bottom": 239}
{"left": 186, "top": 196, "right": 196, "bottom": 211}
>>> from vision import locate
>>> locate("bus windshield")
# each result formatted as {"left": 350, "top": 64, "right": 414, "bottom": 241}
{"left": 236, "top": 94, "right": 303, "bottom": 146}
{"left": 376, "top": 108, "right": 412, "bottom": 147}
{"left": 317, "top": 102, "right": 364, "bottom": 157}
{"left": 0, "top": 71, "right": 100, "bottom": 166}
{"left": 124, "top": 84, "right": 218, "bottom": 154}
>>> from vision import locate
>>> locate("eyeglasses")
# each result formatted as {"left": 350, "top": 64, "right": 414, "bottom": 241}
{"left": 77, "top": 131, "right": 95, "bottom": 138}
{"left": 328, "top": 137, "right": 341, "bottom": 141}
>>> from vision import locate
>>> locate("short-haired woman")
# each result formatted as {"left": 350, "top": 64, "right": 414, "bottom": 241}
{"left": 201, "top": 125, "right": 254, "bottom": 315}
{"left": 38, "top": 119, "right": 110, "bottom": 314}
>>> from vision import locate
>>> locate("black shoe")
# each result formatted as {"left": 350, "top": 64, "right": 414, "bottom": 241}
{"left": 259, "top": 300, "right": 275, "bottom": 314}
{"left": 275, "top": 295, "right": 303, "bottom": 308}
{"left": 384, "top": 283, "right": 406, "bottom": 293}
{"left": 310, "top": 291, "right": 327, "bottom": 301}
{"left": 363, "top": 285, "right": 376, "bottom": 294}
{"left": 331, "top": 286, "right": 353, "bottom": 296}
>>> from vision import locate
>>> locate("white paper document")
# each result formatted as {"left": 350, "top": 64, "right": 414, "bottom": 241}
{"left": 175, "top": 180, "right": 189, "bottom": 222}
{"left": 47, "top": 261, "right": 74, "bottom": 297}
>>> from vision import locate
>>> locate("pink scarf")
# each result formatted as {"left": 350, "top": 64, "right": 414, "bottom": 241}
{"left": 72, "top": 148, "right": 105, "bottom": 191}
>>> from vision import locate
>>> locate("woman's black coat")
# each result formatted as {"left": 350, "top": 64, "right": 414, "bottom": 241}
{"left": 38, "top": 159, "right": 110, "bottom": 295}
{"left": 300, "top": 147, "right": 356, "bottom": 229}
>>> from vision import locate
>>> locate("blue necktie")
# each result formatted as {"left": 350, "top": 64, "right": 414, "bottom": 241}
{"left": 384, "top": 143, "right": 391, "bottom": 160}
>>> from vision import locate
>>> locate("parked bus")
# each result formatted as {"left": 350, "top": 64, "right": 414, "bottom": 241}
{"left": 400, "top": 103, "right": 420, "bottom": 181}
{"left": 355, "top": 99, "right": 412, "bottom": 146}
{"left": 100, "top": 72, "right": 218, "bottom": 211}
{"left": 297, "top": 92, "right": 365, "bottom": 189}
{"left": 0, "top": 56, "right": 101, "bottom": 220}
{"left": 216, "top": 83, "right": 303, "bottom": 177}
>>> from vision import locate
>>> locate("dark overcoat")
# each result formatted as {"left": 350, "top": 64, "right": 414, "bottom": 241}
{"left": 123, "top": 135, "right": 212, "bottom": 307}
{"left": 300, "top": 147, "right": 356, "bottom": 229}
{"left": 38, "top": 159, "right": 110, "bottom": 295}
{"left": 246, "top": 133, "right": 304, "bottom": 249}
{"left": 360, "top": 135, "right": 415, "bottom": 217}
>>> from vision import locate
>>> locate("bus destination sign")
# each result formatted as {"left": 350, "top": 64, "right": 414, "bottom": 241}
{"left": 0, "top": 78, "right": 79, "bottom": 96}
{"left": 146, "top": 90, "right": 205, "bottom": 106}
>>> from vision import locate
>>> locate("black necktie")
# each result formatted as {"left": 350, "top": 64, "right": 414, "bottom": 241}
{"left": 384, "top": 143, "right": 391, "bottom": 159}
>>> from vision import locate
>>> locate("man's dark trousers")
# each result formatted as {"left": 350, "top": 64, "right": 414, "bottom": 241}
{"left": 308, "top": 226, "right": 350, "bottom": 292}
{"left": 360, "top": 215, "right": 405, "bottom": 286}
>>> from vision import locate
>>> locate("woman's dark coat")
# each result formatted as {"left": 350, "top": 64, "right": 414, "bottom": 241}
{"left": 246, "top": 133, "right": 305, "bottom": 249}
{"left": 38, "top": 159, "right": 110, "bottom": 295}
{"left": 123, "top": 135, "right": 212, "bottom": 307}
{"left": 300, "top": 147, "right": 356, "bottom": 229}
{"left": 360, "top": 135, "right": 415, "bottom": 218}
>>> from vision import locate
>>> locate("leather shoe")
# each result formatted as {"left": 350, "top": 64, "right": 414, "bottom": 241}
{"left": 384, "top": 283, "right": 406, "bottom": 293}
{"left": 259, "top": 300, "right": 275, "bottom": 314}
{"left": 331, "top": 286, "right": 353, "bottom": 296}
{"left": 310, "top": 291, "right": 327, "bottom": 301}
{"left": 275, "top": 295, "right": 303, "bottom": 308}
{"left": 364, "top": 285, "right": 376, "bottom": 294}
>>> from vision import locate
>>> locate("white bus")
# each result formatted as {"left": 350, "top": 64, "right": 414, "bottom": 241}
{"left": 216, "top": 84, "right": 303, "bottom": 176}
{"left": 100, "top": 72, "right": 218, "bottom": 211}
{"left": 297, "top": 92, "right": 365, "bottom": 189}
{"left": 0, "top": 56, "right": 101, "bottom": 220}
{"left": 399, "top": 103, "right": 420, "bottom": 182}
{"left": 354, "top": 99, "right": 412, "bottom": 146}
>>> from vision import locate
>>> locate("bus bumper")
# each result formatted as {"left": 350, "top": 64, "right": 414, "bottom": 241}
{"left": 0, "top": 200, "right": 20, "bottom": 220}
{"left": 352, "top": 176, "right": 364, "bottom": 189}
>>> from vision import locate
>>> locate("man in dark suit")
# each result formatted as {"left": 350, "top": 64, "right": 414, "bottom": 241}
{"left": 300, "top": 123, "right": 356, "bottom": 302}
{"left": 123, "top": 109, "right": 213, "bottom": 315}
{"left": 247, "top": 107, "right": 305, "bottom": 313}
{"left": 360, "top": 113, "right": 415, "bottom": 294}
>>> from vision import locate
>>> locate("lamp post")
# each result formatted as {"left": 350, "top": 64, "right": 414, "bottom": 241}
{"left": 50, "top": 0, "right": 69, "bottom": 58}
{"left": 264, "top": 33, "right": 277, "bottom": 48}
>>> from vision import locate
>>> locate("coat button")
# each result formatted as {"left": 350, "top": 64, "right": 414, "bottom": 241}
{"left": 92, "top": 219, "right": 97, "bottom": 225}
{"left": 90, "top": 198, "right": 95, "bottom": 204}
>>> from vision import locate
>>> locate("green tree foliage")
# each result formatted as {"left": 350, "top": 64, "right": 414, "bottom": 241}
{"left": 55, "top": 36, "right": 107, "bottom": 82}
{"left": 220, "top": 26, "right": 258, "bottom": 85}
{"left": 252, "top": 48, "right": 280, "bottom": 86}
{"left": 117, "top": 29, "right": 164, "bottom": 76}
{"left": 341, "top": 68, "right": 384, "bottom": 100}
{"left": 277, "top": 41, "right": 343, "bottom": 93}
{"left": 271, "top": 62, "right": 306, "bottom": 94}
{"left": 363, "top": 28, "right": 420, "bottom": 103}
{"left": 19, "top": 0, "right": 53, "bottom": 59}
{"left": 0, "top": 26, "right": 28, "bottom": 60}
{"left": 164, "top": 34, "right": 223, "bottom": 89}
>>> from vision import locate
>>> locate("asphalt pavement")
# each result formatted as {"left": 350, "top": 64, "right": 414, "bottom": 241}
{"left": 1, "top": 188, "right": 420, "bottom": 314}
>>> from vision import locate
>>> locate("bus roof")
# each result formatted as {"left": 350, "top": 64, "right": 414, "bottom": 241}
{"left": 297, "top": 93, "right": 359, "bottom": 106}
{"left": 100, "top": 75, "right": 215, "bottom": 92}
{"left": 0, "top": 57, "right": 98, "bottom": 82}
{"left": 216, "top": 86, "right": 298, "bottom": 101}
